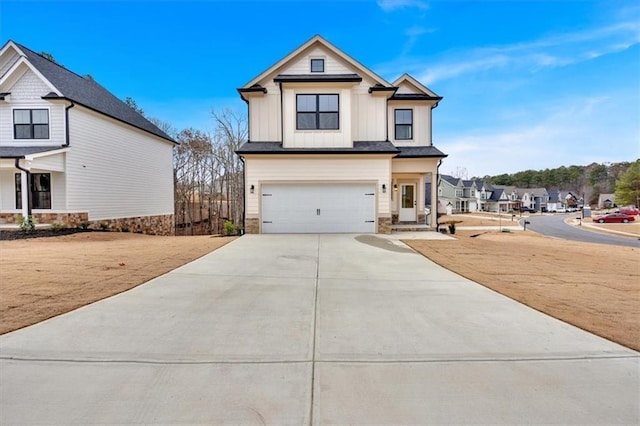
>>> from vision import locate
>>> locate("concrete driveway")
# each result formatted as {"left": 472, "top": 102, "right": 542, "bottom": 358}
{"left": 1, "top": 234, "right": 638, "bottom": 424}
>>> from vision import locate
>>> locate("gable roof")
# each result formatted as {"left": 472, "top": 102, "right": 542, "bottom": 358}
{"left": 5, "top": 41, "right": 175, "bottom": 143}
{"left": 391, "top": 73, "right": 442, "bottom": 102}
{"left": 240, "top": 35, "right": 392, "bottom": 89}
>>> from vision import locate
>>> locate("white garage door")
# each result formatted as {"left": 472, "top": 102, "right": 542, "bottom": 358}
{"left": 261, "top": 183, "right": 376, "bottom": 233}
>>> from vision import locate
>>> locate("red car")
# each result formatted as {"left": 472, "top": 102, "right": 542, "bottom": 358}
{"left": 592, "top": 213, "right": 636, "bottom": 223}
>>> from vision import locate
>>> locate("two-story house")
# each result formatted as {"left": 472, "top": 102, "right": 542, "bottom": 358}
{"left": 0, "top": 41, "right": 176, "bottom": 234}
{"left": 235, "top": 35, "right": 446, "bottom": 233}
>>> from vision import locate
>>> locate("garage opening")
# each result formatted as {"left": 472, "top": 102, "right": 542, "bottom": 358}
{"left": 261, "top": 183, "right": 376, "bottom": 233}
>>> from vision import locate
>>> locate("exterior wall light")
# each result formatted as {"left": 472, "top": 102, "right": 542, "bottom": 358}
{"left": 382, "top": 184, "right": 387, "bottom": 193}
{"left": 393, "top": 184, "right": 398, "bottom": 191}
{"left": 250, "top": 184, "right": 255, "bottom": 194}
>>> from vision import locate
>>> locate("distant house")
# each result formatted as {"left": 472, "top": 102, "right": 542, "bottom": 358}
{"left": 0, "top": 41, "right": 176, "bottom": 234}
{"left": 598, "top": 193, "right": 615, "bottom": 209}
{"left": 547, "top": 190, "right": 565, "bottom": 212}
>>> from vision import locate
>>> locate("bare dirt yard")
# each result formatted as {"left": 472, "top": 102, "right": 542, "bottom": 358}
{"left": 405, "top": 231, "right": 640, "bottom": 351}
{"left": 0, "top": 233, "right": 235, "bottom": 334}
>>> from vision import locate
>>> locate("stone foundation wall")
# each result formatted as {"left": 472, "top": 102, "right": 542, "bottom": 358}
{"left": 0, "top": 212, "right": 88, "bottom": 227}
{"left": 377, "top": 217, "right": 392, "bottom": 234}
{"left": 391, "top": 214, "right": 399, "bottom": 224}
{"left": 97, "top": 214, "right": 175, "bottom": 236}
{"left": 245, "top": 218, "right": 260, "bottom": 234}
{"left": 417, "top": 214, "right": 426, "bottom": 225}
{"left": 0, "top": 212, "right": 175, "bottom": 236}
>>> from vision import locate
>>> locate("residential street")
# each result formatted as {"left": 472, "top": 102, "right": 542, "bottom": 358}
{"left": 1, "top": 235, "right": 638, "bottom": 424}
{"left": 523, "top": 213, "right": 640, "bottom": 247}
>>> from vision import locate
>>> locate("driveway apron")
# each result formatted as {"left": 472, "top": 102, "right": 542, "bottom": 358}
{"left": 1, "top": 234, "right": 638, "bottom": 425}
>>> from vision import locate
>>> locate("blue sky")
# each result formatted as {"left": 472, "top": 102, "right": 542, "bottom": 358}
{"left": 1, "top": 0, "right": 638, "bottom": 177}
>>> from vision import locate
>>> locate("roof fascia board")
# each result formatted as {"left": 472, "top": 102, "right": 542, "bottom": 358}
{"left": 0, "top": 56, "right": 61, "bottom": 95}
{"left": 392, "top": 73, "right": 440, "bottom": 98}
{"left": 24, "top": 147, "right": 70, "bottom": 160}
{"left": 242, "top": 35, "right": 392, "bottom": 89}
{"left": 55, "top": 97, "right": 176, "bottom": 144}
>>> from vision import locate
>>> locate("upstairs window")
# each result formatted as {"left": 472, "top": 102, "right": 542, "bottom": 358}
{"left": 14, "top": 109, "right": 49, "bottom": 139}
{"left": 296, "top": 94, "right": 339, "bottom": 130}
{"left": 15, "top": 173, "right": 51, "bottom": 209}
{"left": 310, "top": 58, "right": 324, "bottom": 72}
{"left": 394, "top": 109, "right": 413, "bottom": 140}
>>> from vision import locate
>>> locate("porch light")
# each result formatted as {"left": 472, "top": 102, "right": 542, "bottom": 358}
{"left": 393, "top": 184, "right": 398, "bottom": 191}
{"left": 382, "top": 184, "right": 387, "bottom": 193}
{"left": 250, "top": 184, "right": 255, "bottom": 194}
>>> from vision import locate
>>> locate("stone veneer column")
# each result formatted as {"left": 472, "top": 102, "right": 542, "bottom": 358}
{"left": 377, "top": 217, "right": 392, "bottom": 234}
{"left": 244, "top": 218, "right": 260, "bottom": 234}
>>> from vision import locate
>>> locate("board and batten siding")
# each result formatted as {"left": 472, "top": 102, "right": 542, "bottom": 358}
{"left": 388, "top": 102, "right": 432, "bottom": 146}
{"left": 244, "top": 155, "right": 392, "bottom": 217}
{"left": 0, "top": 170, "right": 16, "bottom": 210}
{"left": 65, "top": 106, "right": 174, "bottom": 220}
{"left": 282, "top": 86, "right": 353, "bottom": 148}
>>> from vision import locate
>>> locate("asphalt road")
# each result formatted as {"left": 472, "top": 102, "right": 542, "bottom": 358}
{"left": 522, "top": 213, "right": 640, "bottom": 248}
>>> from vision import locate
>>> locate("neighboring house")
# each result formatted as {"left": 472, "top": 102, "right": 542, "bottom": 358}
{"left": 235, "top": 35, "right": 447, "bottom": 233}
{"left": 438, "top": 174, "right": 478, "bottom": 213}
{"left": 0, "top": 41, "right": 176, "bottom": 234}
{"left": 598, "top": 193, "right": 615, "bottom": 209}
{"left": 547, "top": 190, "right": 565, "bottom": 212}
{"left": 565, "top": 192, "right": 579, "bottom": 208}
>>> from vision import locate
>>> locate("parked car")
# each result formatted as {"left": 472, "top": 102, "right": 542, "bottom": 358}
{"left": 552, "top": 207, "right": 567, "bottom": 213}
{"left": 519, "top": 207, "right": 536, "bottom": 213}
{"left": 566, "top": 207, "right": 578, "bottom": 212}
{"left": 618, "top": 207, "right": 640, "bottom": 216}
{"left": 592, "top": 213, "right": 636, "bottom": 223}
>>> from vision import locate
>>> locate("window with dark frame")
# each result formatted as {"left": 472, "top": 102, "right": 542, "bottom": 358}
{"left": 394, "top": 109, "right": 413, "bottom": 140}
{"left": 296, "top": 94, "right": 339, "bottom": 130}
{"left": 13, "top": 109, "right": 50, "bottom": 139}
{"left": 310, "top": 58, "right": 324, "bottom": 72}
{"left": 15, "top": 173, "right": 51, "bottom": 209}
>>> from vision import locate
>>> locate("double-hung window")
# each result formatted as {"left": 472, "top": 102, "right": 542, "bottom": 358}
{"left": 15, "top": 173, "right": 51, "bottom": 209}
{"left": 394, "top": 109, "right": 413, "bottom": 140}
{"left": 296, "top": 94, "right": 339, "bottom": 130}
{"left": 14, "top": 109, "right": 49, "bottom": 139}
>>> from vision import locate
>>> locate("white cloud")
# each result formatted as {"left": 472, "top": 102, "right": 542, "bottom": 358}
{"left": 377, "top": 0, "right": 428, "bottom": 12}
{"left": 438, "top": 95, "right": 638, "bottom": 177}
{"left": 413, "top": 20, "right": 640, "bottom": 84}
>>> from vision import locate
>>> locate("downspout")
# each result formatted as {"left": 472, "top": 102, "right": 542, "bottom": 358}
{"left": 278, "top": 81, "right": 284, "bottom": 143}
{"left": 239, "top": 155, "right": 246, "bottom": 234}
{"left": 63, "top": 101, "right": 75, "bottom": 146}
{"left": 435, "top": 158, "right": 442, "bottom": 231}
{"left": 14, "top": 158, "right": 32, "bottom": 217}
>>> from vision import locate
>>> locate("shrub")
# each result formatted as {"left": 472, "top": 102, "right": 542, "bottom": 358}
{"left": 18, "top": 215, "right": 36, "bottom": 233}
{"left": 223, "top": 220, "right": 237, "bottom": 236}
{"left": 448, "top": 222, "right": 456, "bottom": 234}
{"left": 50, "top": 222, "right": 67, "bottom": 232}
{"left": 99, "top": 222, "right": 109, "bottom": 231}
{"left": 78, "top": 221, "right": 91, "bottom": 230}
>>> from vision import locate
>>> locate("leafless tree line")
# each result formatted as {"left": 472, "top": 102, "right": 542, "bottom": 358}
{"left": 170, "top": 110, "right": 246, "bottom": 235}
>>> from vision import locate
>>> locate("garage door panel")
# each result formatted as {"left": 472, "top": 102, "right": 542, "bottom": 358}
{"left": 261, "top": 184, "right": 376, "bottom": 233}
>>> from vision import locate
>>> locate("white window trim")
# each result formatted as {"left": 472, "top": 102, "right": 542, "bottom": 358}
{"left": 11, "top": 106, "right": 52, "bottom": 142}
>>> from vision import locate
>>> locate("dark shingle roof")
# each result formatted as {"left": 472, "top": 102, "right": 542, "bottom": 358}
{"left": 390, "top": 93, "right": 442, "bottom": 101}
{"left": 440, "top": 174, "right": 460, "bottom": 186}
{"left": 395, "top": 146, "right": 447, "bottom": 158}
{"left": 0, "top": 146, "right": 65, "bottom": 158}
{"left": 14, "top": 42, "right": 175, "bottom": 143}
{"left": 236, "top": 141, "right": 399, "bottom": 155}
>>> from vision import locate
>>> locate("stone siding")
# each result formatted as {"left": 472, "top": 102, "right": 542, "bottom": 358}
{"left": 391, "top": 214, "right": 399, "bottom": 224}
{"left": 377, "top": 217, "right": 392, "bottom": 234}
{"left": 0, "top": 212, "right": 174, "bottom": 236}
{"left": 245, "top": 218, "right": 260, "bottom": 234}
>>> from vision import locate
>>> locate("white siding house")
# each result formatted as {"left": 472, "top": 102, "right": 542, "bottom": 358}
{"left": 0, "top": 40, "right": 176, "bottom": 234}
{"left": 236, "top": 35, "right": 447, "bottom": 233}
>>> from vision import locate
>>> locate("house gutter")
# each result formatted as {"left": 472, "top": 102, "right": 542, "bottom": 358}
{"left": 279, "top": 81, "right": 284, "bottom": 143}
{"left": 14, "top": 158, "right": 32, "bottom": 217}
{"left": 63, "top": 101, "right": 75, "bottom": 146}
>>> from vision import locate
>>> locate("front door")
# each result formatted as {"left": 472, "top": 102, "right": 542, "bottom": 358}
{"left": 399, "top": 184, "right": 416, "bottom": 221}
